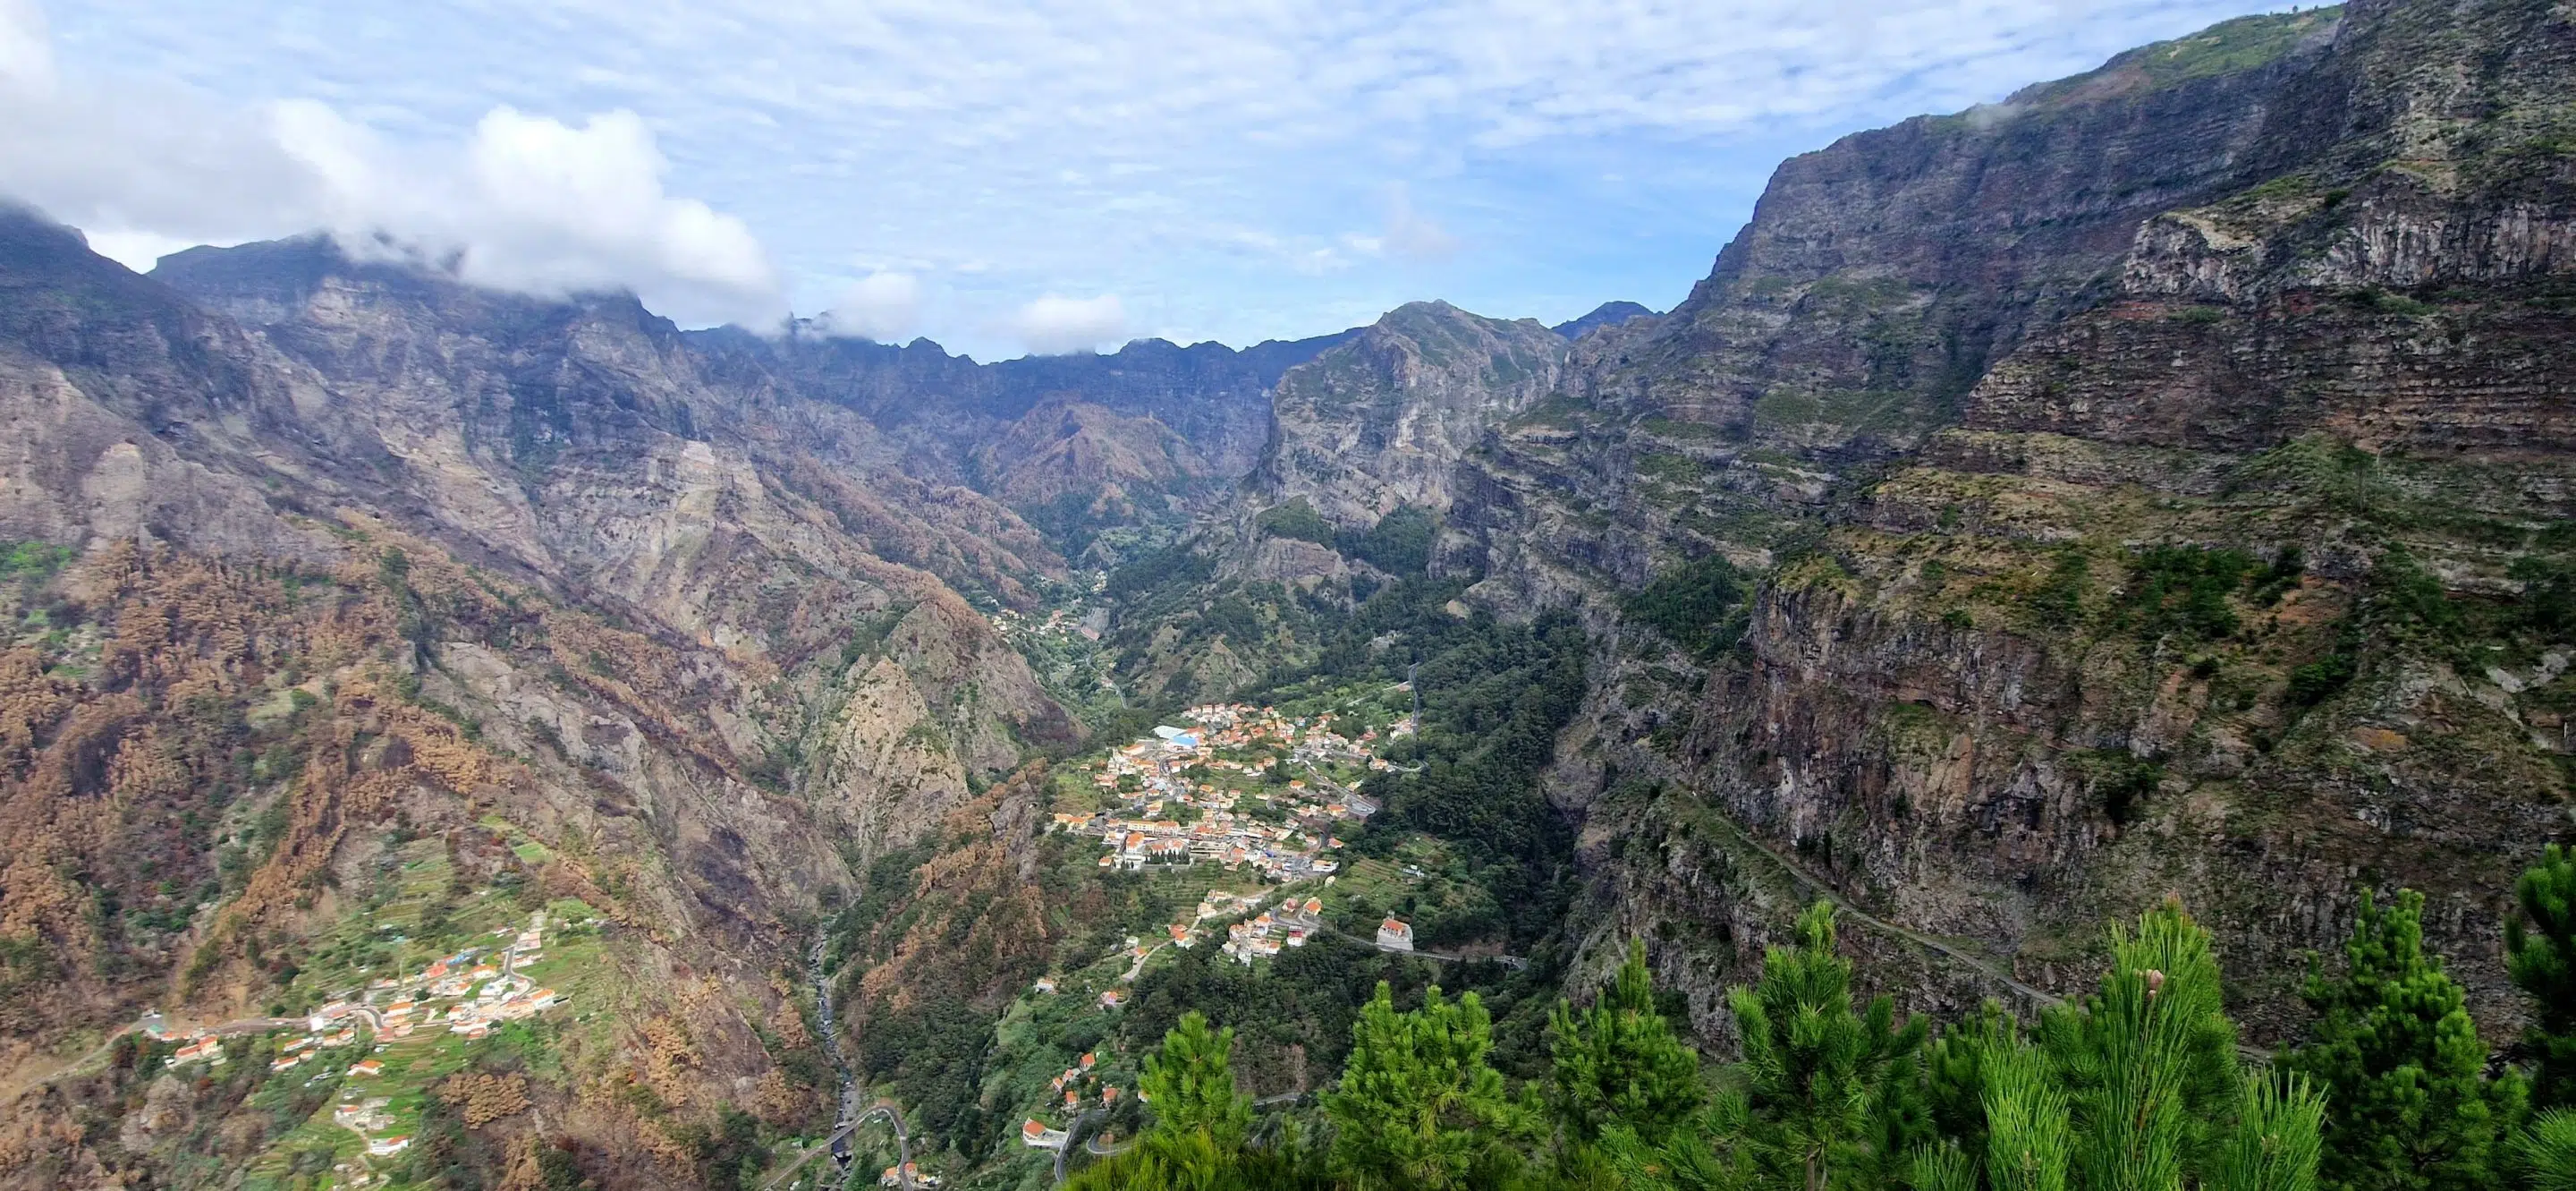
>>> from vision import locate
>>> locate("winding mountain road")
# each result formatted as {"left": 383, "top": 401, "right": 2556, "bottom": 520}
{"left": 759, "top": 1101, "right": 917, "bottom": 1191}
{"left": 0, "top": 1014, "right": 306, "bottom": 1106}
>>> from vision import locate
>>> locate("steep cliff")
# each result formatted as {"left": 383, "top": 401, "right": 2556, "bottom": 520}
{"left": 0, "top": 212, "right": 1079, "bottom": 1185}
{"left": 1453, "top": 7, "right": 2348, "bottom": 608}
{"left": 9, "top": 0, "right": 2576, "bottom": 1180}
{"left": 687, "top": 322, "right": 1356, "bottom": 550}
{"left": 1429, "top": 0, "right": 2576, "bottom": 1046}
{"left": 1099, "top": 302, "right": 1573, "bottom": 702}
{"left": 1250, "top": 302, "right": 1567, "bottom": 532}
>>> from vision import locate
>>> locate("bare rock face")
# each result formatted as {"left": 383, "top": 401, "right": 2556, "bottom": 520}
{"left": 1098, "top": 301, "right": 1573, "bottom": 701}
{"left": 135, "top": 234, "right": 1080, "bottom": 847}
{"left": 1450, "top": 8, "right": 2349, "bottom": 611}
{"left": 1250, "top": 301, "right": 1566, "bottom": 531}
{"left": 685, "top": 322, "right": 1353, "bottom": 506}
{"left": 1410, "top": 0, "right": 2576, "bottom": 1045}
{"left": 0, "top": 209, "right": 1080, "bottom": 1173}
{"left": 972, "top": 396, "right": 1212, "bottom": 510}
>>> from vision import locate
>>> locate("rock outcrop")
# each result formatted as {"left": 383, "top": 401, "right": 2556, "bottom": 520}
{"left": 686, "top": 321, "right": 1356, "bottom": 529}
{"left": 1250, "top": 301, "right": 1566, "bottom": 531}
{"left": 0, "top": 211, "right": 1080, "bottom": 1182}
{"left": 1445, "top": 0, "right": 2576, "bottom": 1045}
{"left": 1164, "top": 0, "right": 2576, "bottom": 1051}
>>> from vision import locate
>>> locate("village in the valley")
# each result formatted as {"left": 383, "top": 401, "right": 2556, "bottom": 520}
{"left": 145, "top": 909, "right": 573, "bottom": 1178}
{"left": 1051, "top": 701, "right": 1406, "bottom": 894}
{"left": 1047, "top": 699, "right": 1442, "bottom": 969}
{"left": 1003, "top": 698, "right": 1432, "bottom": 1159}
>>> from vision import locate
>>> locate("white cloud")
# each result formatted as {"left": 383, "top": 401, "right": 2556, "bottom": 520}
{"left": 0, "top": 3, "right": 778, "bottom": 326}
{"left": 267, "top": 103, "right": 779, "bottom": 324}
{"left": 25, "top": 0, "right": 2302, "bottom": 351}
{"left": 0, "top": 0, "right": 52, "bottom": 93}
{"left": 81, "top": 229, "right": 218, "bottom": 273}
{"left": 818, "top": 271, "right": 923, "bottom": 342}
{"left": 1376, "top": 184, "right": 1460, "bottom": 263}
{"left": 1008, "top": 293, "right": 1126, "bottom": 355}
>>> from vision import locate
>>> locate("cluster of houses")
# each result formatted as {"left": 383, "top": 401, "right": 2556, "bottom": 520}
{"left": 1053, "top": 704, "right": 1394, "bottom": 882}
{"left": 1046, "top": 1050, "right": 1123, "bottom": 1113}
{"left": 165, "top": 1032, "right": 228, "bottom": 1068}
{"left": 877, "top": 1161, "right": 944, "bottom": 1188}
{"left": 1019, "top": 1057, "right": 1133, "bottom": 1153}
{"left": 264, "top": 1024, "right": 366, "bottom": 1073}
{"left": 333, "top": 1098, "right": 404, "bottom": 1153}
{"left": 357, "top": 913, "right": 563, "bottom": 1043}
{"left": 150, "top": 910, "right": 572, "bottom": 1172}
{"left": 1219, "top": 896, "right": 1326, "bottom": 964}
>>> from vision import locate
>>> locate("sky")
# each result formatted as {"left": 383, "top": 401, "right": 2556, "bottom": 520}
{"left": 1, "top": 0, "right": 2305, "bottom": 360}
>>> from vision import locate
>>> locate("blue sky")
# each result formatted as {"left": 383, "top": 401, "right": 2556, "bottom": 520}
{"left": 3, "top": 0, "right": 2305, "bottom": 359}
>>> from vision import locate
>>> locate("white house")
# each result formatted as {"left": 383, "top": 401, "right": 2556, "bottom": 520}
{"left": 1021, "top": 1119, "right": 1070, "bottom": 1150}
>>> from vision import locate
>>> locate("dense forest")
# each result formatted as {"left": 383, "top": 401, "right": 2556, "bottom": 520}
{"left": 1069, "top": 846, "right": 2576, "bottom": 1191}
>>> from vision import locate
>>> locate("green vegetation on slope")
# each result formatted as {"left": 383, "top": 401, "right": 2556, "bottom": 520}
{"left": 1070, "top": 846, "right": 2576, "bottom": 1191}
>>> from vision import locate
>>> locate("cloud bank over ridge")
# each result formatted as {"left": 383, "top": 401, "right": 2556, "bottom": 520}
{"left": 13, "top": 0, "right": 2308, "bottom": 355}
{"left": 0, "top": 0, "right": 779, "bottom": 327}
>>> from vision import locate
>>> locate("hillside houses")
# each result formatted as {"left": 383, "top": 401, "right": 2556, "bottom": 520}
{"left": 290, "top": 910, "right": 569, "bottom": 1157}
{"left": 1055, "top": 703, "right": 1381, "bottom": 882}
{"left": 879, "top": 1162, "right": 943, "bottom": 1188}
{"left": 168, "top": 1035, "right": 227, "bottom": 1068}
{"left": 1021, "top": 1119, "right": 1071, "bottom": 1150}
{"left": 1221, "top": 897, "right": 1325, "bottom": 965}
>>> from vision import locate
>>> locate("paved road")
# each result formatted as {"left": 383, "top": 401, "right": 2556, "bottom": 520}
{"left": 1055, "top": 1108, "right": 1109, "bottom": 1184}
{"left": 0, "top": 1014, "right": 305, "bottom": 1105}
{"left": 1084, "top": 1131, "right": 1135, "bottom": 1157}
{"left": 759, "top": 1101, "right": 914, "bottom": 1191}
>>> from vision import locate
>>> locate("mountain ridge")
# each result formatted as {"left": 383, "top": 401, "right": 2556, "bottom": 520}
{"left": 6, "top": 1, "right": 2576, "bottom": 1186}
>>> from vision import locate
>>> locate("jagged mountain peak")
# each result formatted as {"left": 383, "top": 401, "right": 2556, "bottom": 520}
{"left": 151, "top": 232, "right": 678, "bottom": 343}
{"left": 1550, "top": 299, "right": 1659, "bottom": 338}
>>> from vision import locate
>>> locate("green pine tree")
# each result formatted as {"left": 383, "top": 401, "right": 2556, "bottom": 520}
{"left": 1602, "top": 1087, "right": 1758, "bottom": 1191}
{"left": 1326, "top": 982, "right": 1531, "bottom": 1190}
{"left": 1549, "top": 939, "right": 1707, "bottom": 1147}
{"left": 2213, "top": 1070, "right": 2329, "bottom": 1191}
{"left": 1065, "top": 1126, "right": 1333, "bottom": 1191}
{"left": 1729, "top": 901, "right": 1928, "bottom": 1191}
{"left": 1078, "top": 1012, "right": 1327, "bottom": 1191}
{"left": 1921, "top": 900, "right": 2326, "bottom": 1191}
{"left": 2510, "top": 846, "right": 2576, "bottom": 1110}
{"left": 1924, "top": 1000, "right": 2018, "bottom": 1163}
{"left": 1141, "top": 1010, "right": 1255, "bottom": 1153}
{"left": 1980, "top": 1029, "right": 2073, "bottom": 1191}
{"left": 2521, "top": 1110, "right": 2576, "bottom": 1191}
{"left": 2284, "top": 888, "right": 2526, "bottom": 1191}
{"left": 2038, "top": 898, "right": 2245, "bottom": 1191}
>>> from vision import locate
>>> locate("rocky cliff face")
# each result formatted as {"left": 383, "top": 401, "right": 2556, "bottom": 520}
{"left": 687, "top": 322, "right": 1355, "bottom": 541}
{"left": 1426, "top": 0, "right": 2576, "bottom": 1045}
{"left": 7, "top": 0, "right": 2576, "bottom": 1175}
{"left": 1150, "top": 0, "right": 2576, "bottom": 1048}
{"left": 1250, "top": 302, "right": 1567, "bottom": 532}
{"left": 1453, "top": 8, "right": 2351, "bottom": 608}
{"left": 1551, "top": 301, "right": 1659, "bottom": 339}
{"left": 1099, "top": 302, "right": 1575, "bottom": 702}
{"left": 0, "top": 213, "right": 1079, "bottom": 1183}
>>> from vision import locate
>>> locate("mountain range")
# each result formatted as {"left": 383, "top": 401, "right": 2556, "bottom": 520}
{"left": 1, "top": 0, "right": 2572, "bottom": 1186}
